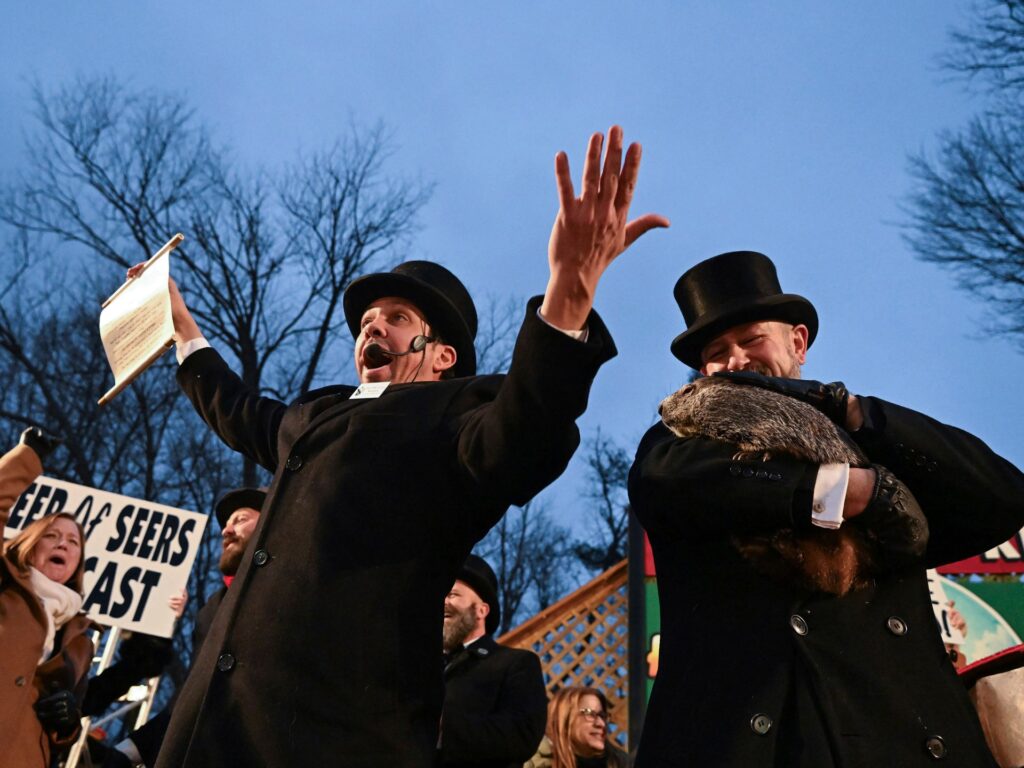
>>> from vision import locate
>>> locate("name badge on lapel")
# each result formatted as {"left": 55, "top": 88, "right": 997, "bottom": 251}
{"left": 350, "top": 382, "right": 390, "bottom": 399}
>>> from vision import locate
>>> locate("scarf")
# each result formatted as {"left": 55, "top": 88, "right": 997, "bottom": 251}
{"left": 28, "top": 566, "right": 83, "bottom": 664}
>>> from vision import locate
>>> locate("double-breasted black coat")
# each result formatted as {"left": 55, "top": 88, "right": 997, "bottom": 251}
{"left": 629, "top": 396, "right": 1024, "bottom": 767}
{"left": 440, "top": 634, "right": 548, "bottom": 768}
{"left": 156, "top": 300, "right": 614, "bottom": 768}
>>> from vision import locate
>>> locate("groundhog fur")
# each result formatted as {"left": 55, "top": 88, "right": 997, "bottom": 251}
{"left": 659, "top": 375, "right": 878, "bottom": 596}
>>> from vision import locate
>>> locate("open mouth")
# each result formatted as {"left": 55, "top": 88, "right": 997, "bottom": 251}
{"left": 49, "top": 554, "right": 66, "bottom": 566}
{"left": 362, "top": 343, "right": 392, "bottom": 369}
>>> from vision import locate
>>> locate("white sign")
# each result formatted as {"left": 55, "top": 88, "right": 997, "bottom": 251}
{"left": 3, "top": 475, "right": 207, "bottom": 638}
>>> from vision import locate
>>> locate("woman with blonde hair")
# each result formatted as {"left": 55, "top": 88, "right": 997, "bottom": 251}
{"left": 0, "top": 427, "right": 95, "bottom": 767}
{"left": 525, "top": 686, "right": 630, "bottom": 768}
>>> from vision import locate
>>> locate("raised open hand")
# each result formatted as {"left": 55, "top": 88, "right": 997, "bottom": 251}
{"left": 541, "top": 125, "right": 669, "bottom": 330}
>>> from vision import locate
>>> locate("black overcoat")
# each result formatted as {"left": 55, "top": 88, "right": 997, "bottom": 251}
{"left": 156, "top": 300, "right": 614, "bottom": 768}
{"left": 132, "top": 584, "right": 228, "bottom": 766}
{"left": 629, "top": 396, "right": 1024, "bottom": 767}
{"left": 440, "top": 634, "right": 548, "bottom": 768}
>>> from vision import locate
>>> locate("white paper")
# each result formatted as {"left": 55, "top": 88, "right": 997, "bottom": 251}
{"left": 98, "top": 244, "right": 176, "bottom": 404}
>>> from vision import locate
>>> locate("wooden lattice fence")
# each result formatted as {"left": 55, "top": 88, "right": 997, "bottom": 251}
{"left": 499, "top": 560, "right": 630, "bottom": 747}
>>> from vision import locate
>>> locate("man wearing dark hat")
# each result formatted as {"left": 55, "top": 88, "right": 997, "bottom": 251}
{"left": 104, "top": 488, "right": 266, "bottom": 768}
{"left": 140, "top": 126, "right": 667, "bottom": 768}
{"left": 439, "top": 554, "right": 547, "bottom": 768}
{"left": 628, "top": 250, "right": 1024, "bottom": 767}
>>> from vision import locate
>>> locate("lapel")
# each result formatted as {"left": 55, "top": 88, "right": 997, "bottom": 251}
{"left": 444, "top": 634, "right": 497, "bottom": 677}
{"left": 295, "top": 380, "right": 432, "bottom": 441}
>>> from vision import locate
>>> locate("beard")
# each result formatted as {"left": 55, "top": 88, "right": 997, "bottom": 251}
{"left": 443, "top": 603, "right": 479, "bottom": 653}
{"left": 219, "top": 542, "right": 243, "bottom": 576}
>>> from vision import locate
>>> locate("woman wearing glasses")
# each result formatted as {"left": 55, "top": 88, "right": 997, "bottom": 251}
{"left": 525, "top": 687, "right": 630, "bottom": 768}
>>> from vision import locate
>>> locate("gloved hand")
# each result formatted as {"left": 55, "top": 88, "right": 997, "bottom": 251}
{"left": 712, "top": 371, "right": 850, "bottom": 426}
{"left": 858, "top": 464, "right": 930, "bottom": 569}
{"left": 34, "top": 688, "right": 82, "bottom": 740}
{"left": 19, "top": 426, "right": 63, "bottom": 459}
{"left": 119, "top": 632, "right": 175, "bottom": 678}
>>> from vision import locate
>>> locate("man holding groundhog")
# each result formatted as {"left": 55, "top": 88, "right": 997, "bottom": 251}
{"left": 629, "top": 250, "right": 1024, "bottom": 767}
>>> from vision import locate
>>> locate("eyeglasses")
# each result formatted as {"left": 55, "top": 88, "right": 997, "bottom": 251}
{"left": 578, "top": 707, "right": 607, "bottom": 722}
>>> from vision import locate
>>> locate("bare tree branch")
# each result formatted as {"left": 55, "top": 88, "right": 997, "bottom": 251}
{"left": 903, "top": 3, "right": 1024, "bottom": 351}
{"left": 574, "top": 429, "right": 631, "bottom": 573}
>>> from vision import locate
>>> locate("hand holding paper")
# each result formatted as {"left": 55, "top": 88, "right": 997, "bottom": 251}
{"left": 98, "top": 234, "right": 184, "bottom": 405}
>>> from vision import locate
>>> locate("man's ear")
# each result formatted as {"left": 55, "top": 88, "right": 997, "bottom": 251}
{"left": 477, "top": 602, "right": 490, "bottom": 620}
{"left": 433, "top": 343, "right": 457, "bottom": 374}
{"left": 791, "top": 324, "right": 809, "bottom": 364}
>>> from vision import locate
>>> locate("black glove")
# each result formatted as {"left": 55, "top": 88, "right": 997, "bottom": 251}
{"left": 119, "top": 632, "right": 175, "bottom": 677}
{"left": 34, "top": 688, "right": 81, "bottom": 740}
{"left": 712, "top": 371, "right": 850, "bottom": 426}
{"left": 19, "top": 426, "right": 63, "bottom": 459}
{"left": 857, "top": 464, "right": 929, "bottom": 569}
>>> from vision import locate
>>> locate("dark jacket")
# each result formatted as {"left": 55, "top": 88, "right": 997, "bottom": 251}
{"left": 440, "top": 634, "right": 548, "bottom": 768}
{"left": 157, "top": 300, "right": 614, "bottom": 768}
{"left": 131, "top": 584, "right": 228, "bottom": 766}
{"left": 629, "top": 396, "right": 1024, "bottom": 767}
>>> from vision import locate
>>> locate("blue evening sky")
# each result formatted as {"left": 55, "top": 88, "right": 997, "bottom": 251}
{"left": 3, "top": 2, "right": 1021, "bottom": 530}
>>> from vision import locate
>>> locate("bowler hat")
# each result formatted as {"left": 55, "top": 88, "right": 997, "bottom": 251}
{"left": 214, "top": 487, "right": 267, "bottom": 530}
{"left": 670, "top": 251, "right": 818, "bottom": 369}
{"left": 458, "top": 554, "right": 501, "bottom": 636}
{"left": 343, "top": 261, "right": 478, "bottom": 377}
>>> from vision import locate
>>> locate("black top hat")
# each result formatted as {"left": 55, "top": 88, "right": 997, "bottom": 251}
{"left": 343, "top": 261, "right": 478, "bottom": 377}
{"left": 214, "top": 487, "right": 267, "bottom": 529}
{"left": 458, "top": 554, "right": 500, "bottom": 636}
{"left": 670, "top": 251, "right": 818, "bottom": 369}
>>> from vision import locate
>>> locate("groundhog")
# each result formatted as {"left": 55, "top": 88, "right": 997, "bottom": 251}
{"left": 659, "top": 375, "right": 879, "bottom": 596}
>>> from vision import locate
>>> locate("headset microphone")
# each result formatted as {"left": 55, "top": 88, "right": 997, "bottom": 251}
{"left": 364, "top": 335, "right": 436, "bottom": 368}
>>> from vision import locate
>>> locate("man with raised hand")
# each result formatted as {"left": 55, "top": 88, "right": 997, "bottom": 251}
{"left": 142, "top": 127, "right": 666, "bottom": 768}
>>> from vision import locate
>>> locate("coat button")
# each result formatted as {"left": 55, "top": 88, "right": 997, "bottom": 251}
{"left": 887, "top": 616, "right": 908, "bottom": 636}
{"left": 285, "top": 455, "right": 302, "bottom": 471}
{"left": 789, "top": 615, "right": 809, "bottom": 636}
{"left": 755, "top": 470, "right": 768, "bottom": 480}
{"left": 925, "top": 735, "right": 947, "bottom": 759}
{"left": 15, "top": 676, "right": 26, "bottom": 686}
{"left": 770, "top": 473, "right": 782, "bottom": 481}
{"left": 750, "top": 713, "right": 773, "bottom": 735}
{"left": 217, "top": 653, "right": 236, "bottom": 672}
{"left": 742, "top": 468, "right": 754, "bottom": 478}
{"left": 253, "top": 549, "right": 270, "bottom": 566}
{"left": 729, "top": 465, "right": 742, "bottom": 477}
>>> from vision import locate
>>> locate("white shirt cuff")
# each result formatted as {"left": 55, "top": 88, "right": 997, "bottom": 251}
{"left": 811, "top": 463, "right": 850, "bottom": 529}
{"left": 176, "top": 336, "right": 211, "bottom": 364}
{"left": 536, "top": 308, "right": 588, "bottom": 342}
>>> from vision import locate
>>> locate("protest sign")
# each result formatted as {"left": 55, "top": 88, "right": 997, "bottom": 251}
{"left": 3, "top": 475, "right": 207, "bottom": 638}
